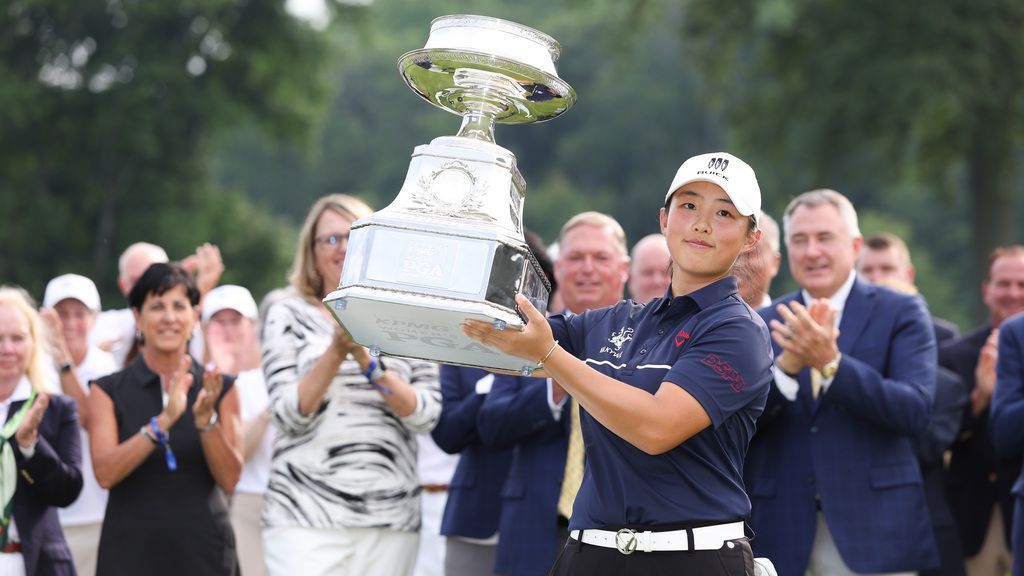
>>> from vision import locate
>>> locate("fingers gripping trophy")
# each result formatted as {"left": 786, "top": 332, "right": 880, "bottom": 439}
{"left": 324, "top": 15, "right": 575, "bottom": 374}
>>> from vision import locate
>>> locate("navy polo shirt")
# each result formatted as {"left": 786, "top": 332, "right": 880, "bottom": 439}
{"left": 549, "top": 275, "right": 773, "bottom": 530}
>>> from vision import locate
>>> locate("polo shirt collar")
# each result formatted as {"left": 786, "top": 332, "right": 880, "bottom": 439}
{"left": 650, "top": 276, "right": 739, "bottom": 315}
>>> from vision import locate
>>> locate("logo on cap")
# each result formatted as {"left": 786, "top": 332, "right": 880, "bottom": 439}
{"left": 708, "top": 157, "right": 730, "bottom": 171}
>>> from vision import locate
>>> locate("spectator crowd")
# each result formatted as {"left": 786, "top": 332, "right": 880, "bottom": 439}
{"left": 1, "top": 161, "right": 1023, "bottom": 576}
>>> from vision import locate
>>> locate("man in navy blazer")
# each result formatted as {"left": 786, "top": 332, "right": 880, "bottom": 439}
{"left": 7, "top": 392, "right": 84, "bottom": 576}
{"left": 857, "top": 231, "right": 969, "bottom": 576}
{"left": 940, "top": 245, "right": 1024, "bottom": 575}
{"left": 746, "top": 189, "right": 938, "bottom": 575}
{"left": 992, "top": 312, "right": 1024, "bottom": 576}
{"left": 476, "top": 211, "right": 631, "bottom": 576}
{"left": 432, "top": 365, "right": 513, "bottom": 575}
{"left": 478, "top": 373, "right": 569, "bottom": 576}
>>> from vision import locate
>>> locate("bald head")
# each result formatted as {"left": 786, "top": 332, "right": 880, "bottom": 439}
{"left": 628, "top": 234, "right": 671, "bottom": 304}
{"left": 118, "top": 242, "right": 169, "bottom": 296}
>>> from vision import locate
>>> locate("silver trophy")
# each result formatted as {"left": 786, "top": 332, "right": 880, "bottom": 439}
{"left": 323, "top": 15, "right": 575, "bottom": 375}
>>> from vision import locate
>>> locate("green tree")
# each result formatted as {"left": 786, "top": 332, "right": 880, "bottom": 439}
{"left": 0, "top": 0, "right": 353, "bottom": 302}
{"left": 214, "top": 0, "right": 723, "bottom": 248}
{"left": 682, "top": 0, "right": 1024, "bottom": 319}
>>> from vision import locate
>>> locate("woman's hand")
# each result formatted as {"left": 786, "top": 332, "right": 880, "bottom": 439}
{"left": 194, "top": 368, "right": 223, "bottom": 428}
{"left": 461, "top": 294, "right": 556, "bottom": 364}
{"left": 15, "top": 392, "right": 49, "bottom": 450}
{"left": 332, "top": 325, "right": 370, "bottom": 367}
{"left": 161, "top": 356, "right": 193, "bottom": 428}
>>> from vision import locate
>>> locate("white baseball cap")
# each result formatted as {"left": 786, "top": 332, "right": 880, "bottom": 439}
{"left": 43, "top": 274, "right": 101, "bottom": 311}
{"left": 665, "top": 152, "right": 761, "bottom": 225}
{"left": 201, "top": 284, "right": 259, "bottom": 324}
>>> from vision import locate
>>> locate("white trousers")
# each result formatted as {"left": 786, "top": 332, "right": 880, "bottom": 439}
{"left": 413, "top": 490, "right": 449, "bottom": 576}
{"left": 230, "top": 493, "right": 267, "bottom": 576}
{"left": 0, "top": 552, "right": 25, "bottom": 576}
{"left": 807, "top": 512, "right": 915, "bottom": 576}
{"left": 63, "top": 522, "right": 102, "bottom": 576}
{"left": 263, "top": 524, "right": 419, "bottom": 576}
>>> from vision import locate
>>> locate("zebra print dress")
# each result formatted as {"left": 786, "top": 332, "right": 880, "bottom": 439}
{"left": 260, "top": 295, "right": 441, "bottom": 532}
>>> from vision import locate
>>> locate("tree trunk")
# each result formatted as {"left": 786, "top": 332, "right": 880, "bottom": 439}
{"left": 93, "top": 167, "right": 130, "bottom": 293}
{"left": 966, "top": 105, "right": 1017, "bottom": 324}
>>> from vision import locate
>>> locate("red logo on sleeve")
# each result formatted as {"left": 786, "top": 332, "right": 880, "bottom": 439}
{"left": 674, "top": 330, "right": 691, "bottom": 347}
{"left": 700, "top": 353, "right": 746, "bottom": 392}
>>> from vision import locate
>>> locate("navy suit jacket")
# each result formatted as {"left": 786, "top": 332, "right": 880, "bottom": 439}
{"left": 991, "top": 314, "right": 1024, "bottom": 576}
{"left": 7, "top": 394, "right": 83, "bottom": 576}
{"left": 933, "top": 316, "right": 961, "bottom": 346}
{"left": 746, "top": 279, "right": 938, "bottom": 575}
{"left": 478, "top": 374, "right": 567, "bottom": 576}
{"left": 432, "top": 366, "right": 513, "bottom": 540}
{"left": 940, "top": 324, "right": 1021, "bottom": 554}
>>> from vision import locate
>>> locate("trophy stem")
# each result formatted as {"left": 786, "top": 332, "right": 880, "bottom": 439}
{"left": 456, "top": 110, "right": 498, "bottom": 143}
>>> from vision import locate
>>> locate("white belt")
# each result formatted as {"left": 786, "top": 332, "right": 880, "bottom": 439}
{"left": 569, "top": 521, "right": 744, "bottom": 554}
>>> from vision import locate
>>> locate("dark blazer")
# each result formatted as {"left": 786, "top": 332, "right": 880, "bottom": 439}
{"left": 940, "top": 325, "right": 1021, "bottom": 555}
{"left": 916, "top": 365, "right": 968, "bottom": 576}
{"left": 432, "top": 366, "right": 513, "bottom": 540}
{"left": 478, "top": 374, "right": 568, "bottom": 576}
{"left": 991, "top": 314, "right": 1024, "bottom": 576}
{"left": 933, "top": 316, "right": 961, "bottom": 346}
{"left": 8, "top": 394, "right": 84, "bottom": 576}
{"left": 746, "top": 279, "right": 939, "bottom": 575}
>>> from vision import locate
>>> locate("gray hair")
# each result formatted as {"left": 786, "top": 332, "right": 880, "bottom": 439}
{"left": 782, "top": 189, "right": 861, "bottom": 243}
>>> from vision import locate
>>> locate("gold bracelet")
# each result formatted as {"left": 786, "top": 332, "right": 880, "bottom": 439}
{"left": 537, "top": 340, "right": 560, "bottom": 367}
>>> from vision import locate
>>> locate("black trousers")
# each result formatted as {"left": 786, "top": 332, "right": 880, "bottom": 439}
{"left": 547, "top": 530, "right": 754, "bottom": 576}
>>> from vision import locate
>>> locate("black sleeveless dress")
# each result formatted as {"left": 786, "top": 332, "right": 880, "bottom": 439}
{"left": 92, "top": 356, "right": 238, "bottom": 576}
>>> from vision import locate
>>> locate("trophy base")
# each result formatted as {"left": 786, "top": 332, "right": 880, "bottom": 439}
{"left": 325, "top": 285, "right": 539, "bottom": 375}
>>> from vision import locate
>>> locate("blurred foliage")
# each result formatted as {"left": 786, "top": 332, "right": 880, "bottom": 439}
{"left": 215, "top": 0, "right": 720, "bottom": 245}
{"left": 2, "top": 0, "right": 1022, "bottom": 328}
{"left": 682, "top": 0, "right": 1024, "bottom": 322}
{"left": 0, "top": 0, "right": 360, "bottom": 303}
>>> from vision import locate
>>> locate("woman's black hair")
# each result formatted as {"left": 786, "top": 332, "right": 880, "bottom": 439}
{"left": 128, "top": 262, "right": 200, "bottom": 311}
{"left": 524, "top": 228, "right": 557, "bottom": 295}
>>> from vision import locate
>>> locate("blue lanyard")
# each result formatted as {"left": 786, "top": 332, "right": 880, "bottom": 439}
{"left": 148, "top": 416, "right": 177, "bottom": 471}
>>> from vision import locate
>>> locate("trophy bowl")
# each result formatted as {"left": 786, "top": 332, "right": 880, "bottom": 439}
{"left": 398, "top": 15, "right": 576, "bottom": 127}
{"left": 324, "top": 15, "right": 573, "bottom": 375}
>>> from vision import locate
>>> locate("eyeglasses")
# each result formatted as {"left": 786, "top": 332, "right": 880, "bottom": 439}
{"left": 314, "top": 233, "right": 349, "bottom": 250}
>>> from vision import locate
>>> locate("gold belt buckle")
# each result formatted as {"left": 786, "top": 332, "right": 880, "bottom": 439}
{"left": 614, "top": 528, "right": 638, "bottom": 555}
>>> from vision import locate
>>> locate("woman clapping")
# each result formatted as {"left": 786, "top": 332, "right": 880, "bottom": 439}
{"left": 0, "top": 286, "right": 83, "bottom": 576}
{"left": 89, "top": 263, "right": 242, "bottom": 576}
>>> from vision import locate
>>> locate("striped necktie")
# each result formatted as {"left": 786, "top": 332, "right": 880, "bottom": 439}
{"left": 557, "top": 398, "right": 585, "bottom": 519}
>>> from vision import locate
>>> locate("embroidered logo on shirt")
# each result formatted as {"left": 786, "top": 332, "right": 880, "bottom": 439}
{"left": 599, "top": 327, "right": 634, "bottom": 359}
{"left": 700, "top": 353, "right": 746, "bottom": 392}
{"left": 674, "top": 330, "right": 691, "bottom": 348}
{"left": 608, "top": 327, "right": 634, "bottom": 350}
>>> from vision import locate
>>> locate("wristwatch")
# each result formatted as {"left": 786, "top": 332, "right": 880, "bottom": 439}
{"left": 197, "top": 411, "right": 219, "bottom": 433}
{"left": 58, "top": 361, "right": 73, "bottom": 374}
{"left": 820, "top": 353, "right": 842, "bottom": 379}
